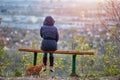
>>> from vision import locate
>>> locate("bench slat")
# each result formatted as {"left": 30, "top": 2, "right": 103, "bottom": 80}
{"left": 18, "top": 48, "right": 94, "bottom": 55}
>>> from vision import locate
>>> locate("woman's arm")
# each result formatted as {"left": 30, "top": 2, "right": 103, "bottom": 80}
{"left": 40, "top": 27, "right": 43, "bottom": 38}
{"left": 56, "top": 29, "right": 59, "bottom": 42}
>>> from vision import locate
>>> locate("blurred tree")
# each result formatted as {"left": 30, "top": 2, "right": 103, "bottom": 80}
{"left": 98, "top": 0, "right": 120, "bottom": 54}
{"left": 97, "top": 0, "right": 120, "bottom": 76}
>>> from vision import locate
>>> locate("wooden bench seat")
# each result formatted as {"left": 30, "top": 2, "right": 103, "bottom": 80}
{"left": 19, "top": 48, "right": 94, "bottom": 55}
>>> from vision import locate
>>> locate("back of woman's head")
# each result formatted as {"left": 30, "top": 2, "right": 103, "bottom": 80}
{"left": 43, "top": 16, "right": 55, "bottom": 26}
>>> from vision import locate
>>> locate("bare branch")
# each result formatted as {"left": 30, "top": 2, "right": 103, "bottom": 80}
{"left": 97, "top": 0, "right": 120, "bottom": 43}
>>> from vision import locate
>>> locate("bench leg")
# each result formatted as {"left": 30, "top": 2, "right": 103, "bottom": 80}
{"left": 70, "top": 54, "right": 79, "bottom": 77}
{"left": 33, "top": 52, "right": 37, "bottom": 66}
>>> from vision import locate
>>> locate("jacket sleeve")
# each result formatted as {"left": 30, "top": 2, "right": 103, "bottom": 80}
{"left": 40, "top": 27, "right": 43, "bottom": 38}
{"left": 56, "top": 29, "right": 59, "bottom": 42}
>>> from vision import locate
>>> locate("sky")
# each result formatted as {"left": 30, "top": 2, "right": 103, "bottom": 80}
{"left": 81, "top": 0, "right": 99, "bottom": 2}
{"left": 61, "top": 0, "right": 102, "bottom": 2}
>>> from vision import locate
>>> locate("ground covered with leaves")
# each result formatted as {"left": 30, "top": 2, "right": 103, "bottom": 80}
{"left": 0, "top": 75, "right": 120, "bottom": 80}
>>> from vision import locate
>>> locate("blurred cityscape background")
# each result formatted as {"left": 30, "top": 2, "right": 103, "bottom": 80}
{"left": 1, "top": 0, "right": 119, "bottom": 51}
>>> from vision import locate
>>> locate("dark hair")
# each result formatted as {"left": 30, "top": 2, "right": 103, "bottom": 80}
{"left": 43, "top": 16, "right": 55, "bottom": 26}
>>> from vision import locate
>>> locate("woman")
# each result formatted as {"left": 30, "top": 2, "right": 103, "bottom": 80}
{"left": 40, "top": 16, "right": 59, "bottom": 72}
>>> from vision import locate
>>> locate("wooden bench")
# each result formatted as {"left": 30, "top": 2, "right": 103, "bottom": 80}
{"left": 18, "top": 48, "right": 94, "bottom": 76}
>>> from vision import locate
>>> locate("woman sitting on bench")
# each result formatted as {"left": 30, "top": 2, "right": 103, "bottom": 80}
{"left": 40, "top": 16, "right": 59, "bottom": 72}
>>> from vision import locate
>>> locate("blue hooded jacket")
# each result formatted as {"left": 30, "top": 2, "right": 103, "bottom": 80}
{"left": 40, "top": 16, "right": 59, "bottom": 51}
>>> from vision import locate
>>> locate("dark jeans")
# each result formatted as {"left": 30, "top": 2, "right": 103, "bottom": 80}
{"left": 43, "top": 52, "right": 54, "bottom": 67}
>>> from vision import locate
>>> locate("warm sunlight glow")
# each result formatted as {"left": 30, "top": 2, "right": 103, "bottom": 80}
{"left": 60, "top": 0, "right": 104, "bottom": 3}
{"left": 81, "top": 0, "right": 98, "bottom": 2}
{"left": 81, "top": 0, "right": 104, "bottom": 2}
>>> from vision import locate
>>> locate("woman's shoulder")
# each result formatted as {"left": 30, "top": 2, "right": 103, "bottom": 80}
{"left": 53, "top": 26, "right": 57, "bottom": 28}
{"left": 41, "top": 25, "right": 58, "bottom": 30}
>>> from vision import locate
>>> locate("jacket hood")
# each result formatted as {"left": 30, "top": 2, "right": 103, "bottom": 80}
{"left": 43, "top": 16, "right": 55, "bottom": 26}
